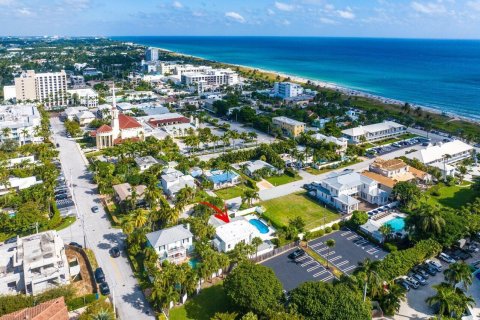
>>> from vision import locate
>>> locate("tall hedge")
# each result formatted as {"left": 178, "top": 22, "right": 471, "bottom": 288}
{"left": 377, "top": 239, "right": 442, "bottom": 280}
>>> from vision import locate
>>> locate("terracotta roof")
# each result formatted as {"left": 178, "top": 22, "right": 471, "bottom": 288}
{"left": 372, "top": 158, "right": 407, "bottom": 171}
{"left": 148, "top": 117, "right": 190, "bottom": 127}
{"left": 408, "top": 166, "right": 429, "bottom": 179}
{"left": 361, "top": 171, "right": 397, "bottom": 189}
{"left": 96, "top": 124, "right": 113, "bottom": 133}
{"left": 0, "top": 297, "right": 68, "bottom": 320}
{"left": 119, "top": 113, "right": 142, "bottom": 129}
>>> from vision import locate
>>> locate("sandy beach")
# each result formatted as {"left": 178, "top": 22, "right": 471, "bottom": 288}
{"left": 150, "top": 45, "right": 475, "bottom": 124}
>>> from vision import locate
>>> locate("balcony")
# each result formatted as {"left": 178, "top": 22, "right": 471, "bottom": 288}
{"left": 163, "top": 246, "right": 188, "bottom": 265}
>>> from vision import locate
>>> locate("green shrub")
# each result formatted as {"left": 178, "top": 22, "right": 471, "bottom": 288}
{"left": 384, "top": 243, "right": 398, "bottom": 252}
{"left": 324, "top": 227, "right": 332, "bottom": 234}
{"left": 284, "top": 167, "right": 297, "bottom": 177}
{"left": 331, "top": 223, "right": 340, "bottom": 231}
{"left": 309, "top": 229, "right": 325, "bottom": 239}
{"left": 67, "top": 294, "right": 97, "bottom": 311}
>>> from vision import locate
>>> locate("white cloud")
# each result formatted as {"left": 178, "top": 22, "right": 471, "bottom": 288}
{"left": 282, "top": 19, "right": 291, "bottom": 25}
{"left": 324, "top": 4, "right": 335, "bottom": 11}
{"left": 320, "top": 17, "right": 336, "bottom": 24}
{"left": 337, "top": 7, "right": 355, "bottom": 19}
{"left": 172, "top": 1, "right": 183, "bottom": 9}
{"left": 411, "top": 1, "right": 446, "bottom": 15}
{"left": 192, "top": 11, "right": 204, "bottom": 17}
{"left": 275, "top": 1, "right": 295, "bottom": 11}
{"left": 0, "top": 0, "right": 14, "bottom": 5}
{"left": 225, "top": 11, "right": 245, "bottom": 23}
{"left": 63, "top": 0, "right": 91, "bottom": 10}
{"left": 267, "top": 8, "right": 275, "bottom": 15}
{"left": 17, "top": 7, "right": 33, "bottom": 16}
{"left": 467, "top": 0, "right": 480, "bottom": 11}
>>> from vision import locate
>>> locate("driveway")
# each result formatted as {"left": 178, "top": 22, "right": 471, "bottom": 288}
{"left": 51, "top": 117, "right": 154, "bottom": 320}
{"left": 261, "top": 248, "right": 334, "bottom": 291}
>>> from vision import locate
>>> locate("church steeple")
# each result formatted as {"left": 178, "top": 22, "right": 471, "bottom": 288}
{"left": 111, "top": 83, "right": 120, "bottom": 135}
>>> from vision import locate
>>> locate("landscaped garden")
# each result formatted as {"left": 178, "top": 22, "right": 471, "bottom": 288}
{"left": 260, "top": 192, "right": 340, "bottom": 230}
{"left": 425, "top": 182, "right": 476, "bottom": 209}
{"left": 169, "top": 283, "right": 230, "bottom": 320}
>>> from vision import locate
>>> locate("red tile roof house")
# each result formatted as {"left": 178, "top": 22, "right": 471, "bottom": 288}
{"left": 0, "top": 297, "right": 68, "bottom": 320}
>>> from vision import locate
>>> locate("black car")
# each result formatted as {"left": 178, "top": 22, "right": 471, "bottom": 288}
{"left": 420, "top": 263, "right": 437, "bottom": 276}
{"left": 55, "top": 189, "right": 68, "bottom": 195}
{"left": 412, "top": 266, "right": 429, "bottom": 279}
{"left": 69, "top": 242, "right": 82, "bottom": 249}
{"left": 288, "top": 249, "right": 305, "bottom": 260}
{"left": 110, "top": 247, "right": 121, "bottom": 258}
{"left": 56, "top": 143, "right": 60, "bottom": 147}
{"left": 91, "top": 206, "right": 99, "bottom": 213}
{"left": 394, "top": 279, "right": 410, "bottom": 291}
{"left": 4, "top": 237, "right": 17, "bottom": 244}
{"left": 94, "top": 268, "right": 106, "bottom": 283}
{"left": 99, "top": 282, "right": 110, "bottom": 295}
{"left": 55, "top": 194, "right": 68, "bottom": 201}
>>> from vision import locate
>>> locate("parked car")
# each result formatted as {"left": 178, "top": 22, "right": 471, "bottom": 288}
{"left": 412, "top": 266, "right": 429, "bottom": 279}
{"left": 439, "top": 253, "right": 456, "bottom": 264}
{"left": 426, "top": 259, "right": 442, "bottom": 271}
{"left": 69, "top": 242, "right": 82, "bottom": 249}
{"left": 94, "top": 268, "right": 106, "bottom": 283}
{"left": 466, "top": 243, "right": 479, "bottom": 253}
{"left": 419, "top": 263, "right": 437, "bottom": 276}
{"left": 55, "top": 194, "right": 68, "bottom": 201}
{"left": 91, "top": 206, "right": 99, "bottom": 213}
{"left": 4, "top": 237, "right": 17, "bottom": 244}
{"left": 405, "top": 277, "right": 420, "bottom": 289}
{"left": 55, "top": 189, "right": 68, "bottom": 195}
{"left": 411, "top": 273, "right": 427, "bottom": 285}
{"left": 56, "top": 143, "right": 60, "bottom": 147}
{"left": 99, "top": 282, "right": 110, "bottom": 295}
{"left": 110, "top": 247, "right": 121, "bottom": 258}
{"left": 288, "top": 249, "right": 305, "bottom": 260}
{"left": 394, "top": 279, "right": 410, "bottom": 291}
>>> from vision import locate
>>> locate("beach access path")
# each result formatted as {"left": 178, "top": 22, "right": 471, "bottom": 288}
{"left": 51, "top": 117, "right": 154, "bottom": 320}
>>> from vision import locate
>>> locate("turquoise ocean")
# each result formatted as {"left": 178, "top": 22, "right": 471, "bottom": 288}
{"left": 113, "top": 36, "right": 480, "bottom": 121}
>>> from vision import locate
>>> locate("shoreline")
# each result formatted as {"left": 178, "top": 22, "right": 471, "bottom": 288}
{"left": 142, "top": 43, "right": 478, "bottom": 125}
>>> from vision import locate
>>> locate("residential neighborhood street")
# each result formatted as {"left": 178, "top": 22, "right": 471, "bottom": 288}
{"left": 51, "top": 118, "right": 154, "bottom": 320}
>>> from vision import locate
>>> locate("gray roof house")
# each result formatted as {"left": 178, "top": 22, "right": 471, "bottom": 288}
{"left": 146, "top": 224, "right": 194, "bottom": 264}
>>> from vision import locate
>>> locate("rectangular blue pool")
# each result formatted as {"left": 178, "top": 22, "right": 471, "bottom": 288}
{"left": 383, "top": 217, "right": 405, "bottom": 233}
{"left": 249, "top": 219, "right": 269, "bottom": 234}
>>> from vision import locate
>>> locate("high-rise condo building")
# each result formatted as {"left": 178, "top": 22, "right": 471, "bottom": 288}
{"left": 14, "top": 70, "right": 67, "bottom": 108}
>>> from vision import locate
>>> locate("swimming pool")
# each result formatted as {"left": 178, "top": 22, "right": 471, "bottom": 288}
{"left": 188, "top": 257, "right": 200, "bottom": 269}
{"left": 384, "top": 217, "right": 405, "bottom": 232}
{"left": 209, "top": 170, "right": 239, "bottom": 184}
{"left": 249, "top": 219, "right": 269, "bottom": 234}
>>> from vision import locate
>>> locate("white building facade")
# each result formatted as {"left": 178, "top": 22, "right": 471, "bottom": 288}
{"left": 274, "top": 82, "right": 304, "bottom": 99}
{"left": 341, "top": 121, "right": 406, "bottom": 144}
{"left": 14, "top": 70, "right": 68, "bottom": 108}
{"left": 0, "top": 104, "right": 42, "bottom": 144}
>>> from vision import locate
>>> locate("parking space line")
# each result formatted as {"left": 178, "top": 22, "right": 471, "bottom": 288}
{"left": 356, "top": 240, "right": 368, "bottom": 246}
{"left": 340, "top": 231, "right": 351, "bottom": 236}
{"left": 295, "top": 255, "right": 309, "bottom": 262}
{"left": 322, "top": 275, "right": 334, "bottom": 282}
{"left": 301, "top": 260, "right": 316, "bottom": 267}
{"left": 329, "top": 256, "right": 342, "bottom": 262}
{"left": 313, "top": 270, "right": 328, "bottom": 277}
{"left": 307, "top": 264, "right": 321, "bottom": 272}
{"left": 347, "top": 235, "right": 358, "bottom": 240}
{"left": 315, "top": 247, "right": 328, "bottom": 252}
{"left": 323, "top": 251, "right": 336, "bottom": 257}
{"left": 336, "top": 260, "right": 349, "bottom": 267}
{"left": 310, "top": 242, "right": 324, "bottom": 248}
{"left": 343, "top": 265, "right": 356, "bottom": 272}
{"left": 367, "top": 248, "right": 379, "bottom": 254}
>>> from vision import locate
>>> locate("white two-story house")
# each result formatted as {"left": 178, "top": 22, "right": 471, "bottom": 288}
{"left": 311, "top": 169, "right": 390, "bottom": 214}
{"left": 146, "top": 224, "right": 194, "bottom": 265}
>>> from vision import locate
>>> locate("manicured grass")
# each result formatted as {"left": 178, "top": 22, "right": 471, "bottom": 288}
{"left": 170, "top": 283, "right": 230, "bottom": 320}
{"left": 260, "top": 192, "right": 340, "bottom": 230}
{"left": 425, "top": 182, "right": 476, "bottom": 209}
{"left": 214, "top": 184, "right": 252, "bottom": 200}
{"left": 54, "top": 216, "right": 76, "bottom": 231}
{"left": 265, "top": 174, "right": 302, "bottom": 186}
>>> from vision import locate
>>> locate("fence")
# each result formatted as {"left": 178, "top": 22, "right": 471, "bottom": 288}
{"left": 67, "top": 245, "right": 98, "bottom": 294}
{"left": 250, "top": 240, "right": 300, "bottom": 263}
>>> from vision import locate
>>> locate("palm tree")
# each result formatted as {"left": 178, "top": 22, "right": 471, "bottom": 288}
{"left": 410, "top": 203, "right": 446, "bottom": 236}
{"left": 129, "top": 209, "right": 149, "bottom": 228}
{"left": 20, "top": 128, "right": 30, "bottom": 145}
{"left": 325, "top": 239, "right": 335, "bottom": 269}
{"left": 1, "top": 127, "right": 11, "bottom": 140}
{"left": 381, "top": 283, "right": 407, "bottom": 315}
{"left": 251, "top": 237, "right": 263, "bottom": 258}
{"left": 444, "top": 262, "right": 473, "bottom": 290}
{"left": 358, "top": 258, "right": 383, "bottom": 301}
{"left": 379, "top": 224, "right": 393, "bottom": 242}
{"left": 426, "top": 283, "right": 474, "bottom": 318}
{"left": 241, "top": 189, "right": 260, "bottom": 207}
{"left": 303, "top": 231, "right": 312, "bottom": 248}
{"left": 91, "top": 309, "right": 114, "bottom": 320}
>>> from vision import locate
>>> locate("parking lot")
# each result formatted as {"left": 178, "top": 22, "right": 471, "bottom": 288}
{"left": 367, "top": 137, "right": 426, "bottom": 157}
{"left": 308, "top": 228, "right": 388, "bottom": 275}
{"left": 262, "top": 248, "right": 335, "bottom": 291}
{"left": 262, "top": 229, "right": 388, "bottom": 291}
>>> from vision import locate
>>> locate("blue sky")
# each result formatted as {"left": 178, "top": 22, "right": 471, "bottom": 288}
{"left": 1, "top": 0, "right": 480, "bottom": 38}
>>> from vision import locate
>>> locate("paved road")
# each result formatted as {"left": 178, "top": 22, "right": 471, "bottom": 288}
{"left": 51, "top": 118, "right": 154, "bottom": 320}
{"left": 259, "top": 144, "right": 424, "bottom": 201}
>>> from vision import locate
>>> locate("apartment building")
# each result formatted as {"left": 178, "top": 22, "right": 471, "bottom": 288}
{"left": 181, "top": 69, "right": 239, "bottom": 88}
{"left": 67, "top": 88, "right": 98, "bottom": 108}
{"left": 341, "top": 121, "right": 406, "bottom": 144}
{"left": 273, "top": 82, "right": 304, "bottom": 99}
{"left": 145, "top": 47, "right": 159, "bottom": 62}
{"left": 0, "top": 104, "right": 42, "bottom": 144}
{"left": 14, "top": 70, "right": 68, "bottom": 108}
{"left": 272, "top": 116, "right": 306, "bottom": 137}
{"left": 406, "top": 140, "right": 473, "bottom": 166}
{"left": 0, "top": 231, "right": 70, "bottom": 295}
{"left": 311, "top": 169, "right": 390, "bottom": 214}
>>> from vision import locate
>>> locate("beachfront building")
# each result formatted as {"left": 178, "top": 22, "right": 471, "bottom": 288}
{"left": 91, "top": 96, "right": 145, "bottom": 149}
{"left": 273, "top": 82, "right": 304, "bottom": 99}
{"left": 0, "top": 104, "right": 42, "bottom": 144}
{"left": 160, "top": 168, "right": 196, "bottom": 199}
{"left": 272, "top": 116, "right": 305, "bottom": 137}
{"left": 181, "top": 68, "right": 239, "bottom": 92}
{"left": 204, "top": 169, "right": 241, "bottom": 190}
{"left": 145, "top": 47, "right": 159, "bottom": 62}
{"left": 310, "top": 169, "right": 390, "bottom": 214}
{"left": 67, "top": 88, "right": 98, "bottom": 108}
{"left": 0, "top": 231, "right": 70, "bottom": 295}
{"left": 146, "top": 224, "right": 194, "bottom": 265}
{"left": 341, "top": 121, "right": 406, "bottom": 144}
{"left": 311, "top": 133, "right": 348, "bottom": 154}
{"left": 14, "top": 70, "right": 68, "bottom": 108}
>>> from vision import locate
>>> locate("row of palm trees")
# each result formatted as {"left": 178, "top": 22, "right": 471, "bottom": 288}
{"left": 183, "top": 128, "right": 258, "bottom": 154}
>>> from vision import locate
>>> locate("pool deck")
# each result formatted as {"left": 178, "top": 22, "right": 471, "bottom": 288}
{"left": 244, "top": 214, "right": 276, "bottom": 241}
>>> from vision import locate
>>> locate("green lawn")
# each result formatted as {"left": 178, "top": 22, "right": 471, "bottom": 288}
{"left": 260, "top": 192, "right": 340, "bottom": 230}
{"left": 214, "top": 184, "right": 252, "bottom": 200}
{"left": 265, "top": 174, "right": 302, "bottom": 186}
{"left": 425, "top": 182, "right": 476, "bottom": 209}
{"left": 170, "top": 283, "right": 230, "bottom": 320}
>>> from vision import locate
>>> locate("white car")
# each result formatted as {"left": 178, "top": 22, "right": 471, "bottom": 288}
{"left": 439, "top": 253, "right": 455, "bottom": 264}
{"left": 426, "top": 259, "right": 442, "bottom": 271}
